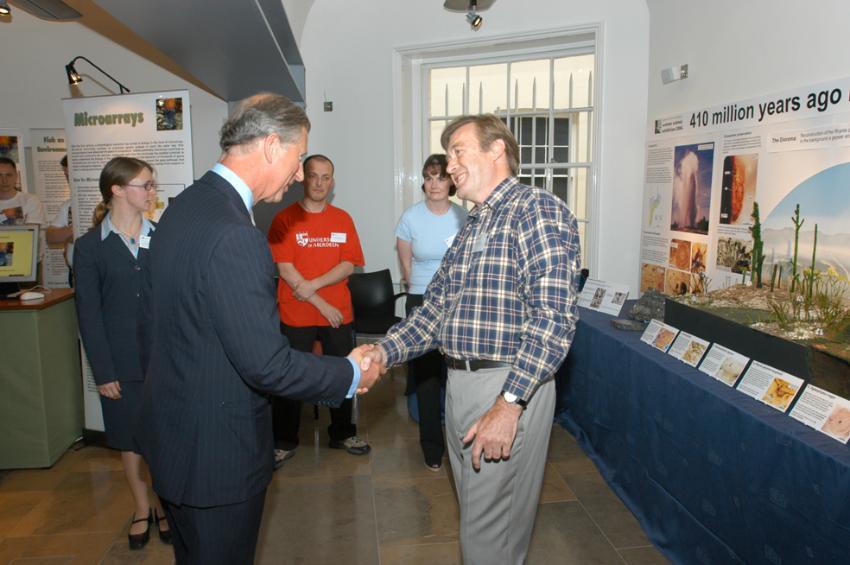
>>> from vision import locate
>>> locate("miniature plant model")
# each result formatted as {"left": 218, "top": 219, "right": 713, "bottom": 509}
{"left": 806, "top": 224, "right": 818, "bottom": 303}
{"left": 749, "top": 202, "right": 765, "bottom": 288}
{"left": 790, "top": 204, "right": 804, "bottom": 292}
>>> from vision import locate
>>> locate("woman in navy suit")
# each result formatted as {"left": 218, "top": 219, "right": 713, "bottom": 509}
{"left": 74, "top": 157, "right": 170, "bottom": 550}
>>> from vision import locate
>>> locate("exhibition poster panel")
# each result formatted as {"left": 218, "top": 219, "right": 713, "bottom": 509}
{"left": 62, "top": 90, "right": 194, "bottom": 432}
{"left": 641, "top": 78, "right": 850, "bottom": 296}
{"left": 31, "top": 129, "right": 70, "bottom": 288}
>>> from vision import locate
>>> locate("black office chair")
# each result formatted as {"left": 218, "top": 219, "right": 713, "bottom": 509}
{"left": 348, "top": 269, "right": 407, "bottom": 339}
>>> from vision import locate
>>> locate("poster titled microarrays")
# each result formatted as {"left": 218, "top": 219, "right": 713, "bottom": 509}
{"left": 641, "top": 77, "right": 850, "bottom": 296}
{"left": 62, "top": 90, "right": 194, "bottom": 433}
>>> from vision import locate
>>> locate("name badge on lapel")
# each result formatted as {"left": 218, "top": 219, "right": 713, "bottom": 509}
{"left": 445, "top": 233, "right": 457, "bottom": 248}
{"left": 139, "top": 235, "right": 151, "bottom": 249}
{"left": 330, "top": 232, "right": 347, "bottom": 243}
{"left": 471, "top": 233, "right": 488, "bottom": 253}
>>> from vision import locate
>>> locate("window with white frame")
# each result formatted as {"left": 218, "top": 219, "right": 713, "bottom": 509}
{"left": 425, "top": 51, "right": 595, "bottom": 269}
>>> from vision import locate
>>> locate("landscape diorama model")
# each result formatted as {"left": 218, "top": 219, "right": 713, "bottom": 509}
{"left": 670, "top": 201, "right": 850, "bottom": 393}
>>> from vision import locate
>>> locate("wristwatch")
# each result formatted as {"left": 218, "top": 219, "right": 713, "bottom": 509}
{"left": 500, "top": 391, "right": 527, "bottom": 408}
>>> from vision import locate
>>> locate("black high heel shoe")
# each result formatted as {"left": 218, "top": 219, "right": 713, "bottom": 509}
{"left": 154, "top": 509, "right": 172, "bottom": 544}
{"left": 128, "top": 511, "right": 152, "bottom": 550}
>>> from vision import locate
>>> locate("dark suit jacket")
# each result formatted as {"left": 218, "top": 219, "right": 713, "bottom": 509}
{"left": 136, "top": 171, "right": 353, "bottom": 507}
{"left": 74, "top": 225, "right": 150, "bottom": 385}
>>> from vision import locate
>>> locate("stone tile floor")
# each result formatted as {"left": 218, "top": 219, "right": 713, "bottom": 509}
{"left": 0, "top": 369, "right": 668, "bottom": 564}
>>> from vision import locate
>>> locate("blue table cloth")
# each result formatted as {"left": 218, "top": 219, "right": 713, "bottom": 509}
{"left": 557, "top": 305, "right": 850, "bottom": 564}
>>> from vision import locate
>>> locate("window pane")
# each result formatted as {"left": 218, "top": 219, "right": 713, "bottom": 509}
{"left": 469, "top": 63, "right": 508, "bottom": 114}
{"left": 554, "top": 117, "right": 569, "bottom": 146}
{"left": 535, "top": 147, "right": 547, "bottom": 164}
{"left": 552, "top": 147, "right": 568, "bottom": 163}
{"left": 519, "top": 168, "right": 547, "bottom": 190}
{"left": 552, "top": 174, "right": 569, "bottom": 203}
{"left": 430, "top": 67, "right": 466, "bottom": 117}
{"left": 553, "top": 54, "right": 594, "bottom": 109}
{"left": 509, "top": 59, "right": 550, "bottom": 111}
{"left": 534, "top": 117, "right": 548, "bottom": 145}
{"left": 570, "top": 111, "right": 593, "bottom": 162}
{"left": 430, "top": 120, "right": 446, "bottom": 154}
{"left": 520, "top": 147, "right": 531, "bottom": 164}
{"left": 573, "top": 167, "right": 590, "bottom": 220}
{"left": 520, "top": 118, "right": 532, "bottom": 145}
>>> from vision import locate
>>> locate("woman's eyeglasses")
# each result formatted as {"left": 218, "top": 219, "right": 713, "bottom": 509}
{"left": 124, "top": 181, "right": 158, "bottom": 191}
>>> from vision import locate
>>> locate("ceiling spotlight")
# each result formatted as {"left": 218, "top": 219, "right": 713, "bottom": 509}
{"left": 0, "top": 1, "right": 11, "bottom": 16}
{"left": 466, "top": 0, "right": 482, "bottom": 30}
{"left": 64, "top": 56, "right": 131, "bottom": 94}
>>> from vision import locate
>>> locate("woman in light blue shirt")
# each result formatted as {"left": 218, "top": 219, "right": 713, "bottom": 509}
{"left": 396, "top": 154, "right": 467, "bottom": 470}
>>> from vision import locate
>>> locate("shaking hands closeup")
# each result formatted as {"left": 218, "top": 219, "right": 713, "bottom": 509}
{"left": 348, "top": 344, "right": 388, "bottom": 394}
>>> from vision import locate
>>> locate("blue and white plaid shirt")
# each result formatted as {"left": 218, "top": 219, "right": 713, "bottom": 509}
{"left": 380, "top": 177, "right": 581, "bottom": 403}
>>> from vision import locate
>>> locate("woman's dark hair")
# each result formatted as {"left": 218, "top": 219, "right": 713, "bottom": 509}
{"left": 92, "top": 156, "right": 153, "bottom": 225}
{"left": 421, "top": 153, "right": 456, "bottom": 197}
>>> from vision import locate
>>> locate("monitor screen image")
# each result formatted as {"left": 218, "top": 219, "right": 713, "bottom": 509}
{"left": 0, "top": 224, "right": 39, "bottom": 283}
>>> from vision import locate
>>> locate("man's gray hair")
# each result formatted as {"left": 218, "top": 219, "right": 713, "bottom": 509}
{"left": 219, "top": 93, "right": 311, "bottom": 152}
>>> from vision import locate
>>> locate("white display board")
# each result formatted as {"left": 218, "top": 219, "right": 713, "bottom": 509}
{"left": 641, "top": 76, "right": 850, "bottom": 295}
{"left": 30, "top": 129, "right": 70, "bottom": 288}
{"left": 63, "top": 90, "right": 194, "bottom": 432}
{"left": 577, "top": 278, "right": 630, "bottom": 316}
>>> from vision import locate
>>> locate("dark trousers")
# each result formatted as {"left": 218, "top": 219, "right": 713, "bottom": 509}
{"left": 273, "top": 323, "right": 356, "bottom": 450}
{"left": 162, "top": 489, "right": 266, "bottom": 565}
{"left": 406, "top": 294, "right": 446, "bottom": 466}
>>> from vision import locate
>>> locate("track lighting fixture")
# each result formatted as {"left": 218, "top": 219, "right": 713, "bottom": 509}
{"left": 466, "top": 0, "right": 482, "bottom": 31}
{"left": 65, "top": 56, "right": 131, "bottom": 94}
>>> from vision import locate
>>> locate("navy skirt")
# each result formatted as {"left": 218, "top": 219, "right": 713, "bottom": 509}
{"left": 99, "top": 380, "right": 144, "bottom": 452}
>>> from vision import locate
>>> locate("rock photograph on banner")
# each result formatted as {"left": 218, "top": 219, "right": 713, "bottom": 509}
{"left": 671, "top": 142, "right": 713, "bottom": 235}
{"left": 720, "top": 153, "right": 759, "bottom": 226}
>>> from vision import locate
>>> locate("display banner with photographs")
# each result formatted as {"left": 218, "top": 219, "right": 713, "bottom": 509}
{"left": 576, "top": 278, "right": 630, "bottom": 316}
{"left": 62, "top": 90, "right": 193, "bottom": 432}
{"left": 0, "top": 129, "right": 29, "bottom": 193}
{"left": 641, "top": 76, "right": 850, "bottom": 296}
{"left": 31, "top": 129, "right": 71, "bottom": 288}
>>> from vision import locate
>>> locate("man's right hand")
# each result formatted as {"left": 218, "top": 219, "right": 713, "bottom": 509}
{"left": 98, "top": 381, "right": 122, "bottom": 400}
{"left": 350, "top": 344, "right": 388, "bottom": 394}
{"left": 349, "top": 344, "right": 384, "bottom": 394}
{"left": 316, "top": 302, "right": 344, "bottom": 328}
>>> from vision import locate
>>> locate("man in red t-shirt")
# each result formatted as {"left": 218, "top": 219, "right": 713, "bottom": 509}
{"left": 267, "top": 154, "right": 368, "bottom": 466}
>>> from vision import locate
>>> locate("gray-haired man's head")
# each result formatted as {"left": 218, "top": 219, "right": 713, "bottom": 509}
{"left": 219, "top": 93, "right": 310, "bottom": 152}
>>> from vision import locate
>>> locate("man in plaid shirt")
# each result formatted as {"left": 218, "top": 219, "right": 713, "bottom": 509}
{"left": 364, "top": 114, "right": 580, "bottom": 563}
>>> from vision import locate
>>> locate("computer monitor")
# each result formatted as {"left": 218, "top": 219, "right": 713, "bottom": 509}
{"left": 0, "top": 224, "right": 39, "bottom": 296}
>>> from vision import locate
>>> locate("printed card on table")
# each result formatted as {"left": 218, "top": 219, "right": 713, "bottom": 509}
{"left": 577, "top": 278, "right": 630, "bottom": 316}
{"left": 698, "top": 343, "right": 750, "bottom": 386}
{"left": 640, "top": 319, "right": 680, "bottom": 353}
{"left": 667, "top": 332, "right": 710, "bottom": 367}
{"left": 790, "top": 385, "right": 850, "bottom": 444}
{"left": 736, "top": 361, "right": 804, "bottom": 413}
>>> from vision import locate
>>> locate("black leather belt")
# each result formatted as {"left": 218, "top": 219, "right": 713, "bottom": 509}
{"left": 443, "top": 355, "right": 512, "bottom": 372}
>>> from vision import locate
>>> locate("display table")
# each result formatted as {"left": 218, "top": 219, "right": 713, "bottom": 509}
{"left": 557, "top": 304, "right": 850, "bottom": 564}
{"left": 0, "top": 289, "right": 83, "bottom": 468}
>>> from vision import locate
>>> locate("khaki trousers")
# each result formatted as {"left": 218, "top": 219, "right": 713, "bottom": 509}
{"left": 446, "top": 367, "right": 556, "bottom": 565}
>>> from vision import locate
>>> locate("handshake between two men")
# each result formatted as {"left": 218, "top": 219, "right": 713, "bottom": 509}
{"left": 347, "top": 343, "right": 389, "bottom": 395}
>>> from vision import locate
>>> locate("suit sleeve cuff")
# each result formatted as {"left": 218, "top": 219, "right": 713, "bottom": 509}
{"left": 345, "top": 357, "right": 362, "bottom": 398}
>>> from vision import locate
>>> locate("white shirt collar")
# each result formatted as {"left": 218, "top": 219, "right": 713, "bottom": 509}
{"left": 101, "top": 211, "right": 155, "bottom": 241}
{"left": 211, "top": 162, "right": 254, "bottom": 214}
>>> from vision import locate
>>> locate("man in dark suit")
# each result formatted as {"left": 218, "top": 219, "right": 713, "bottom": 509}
{"left": 136, "top": 93, "right": 380, "bottom": 564}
